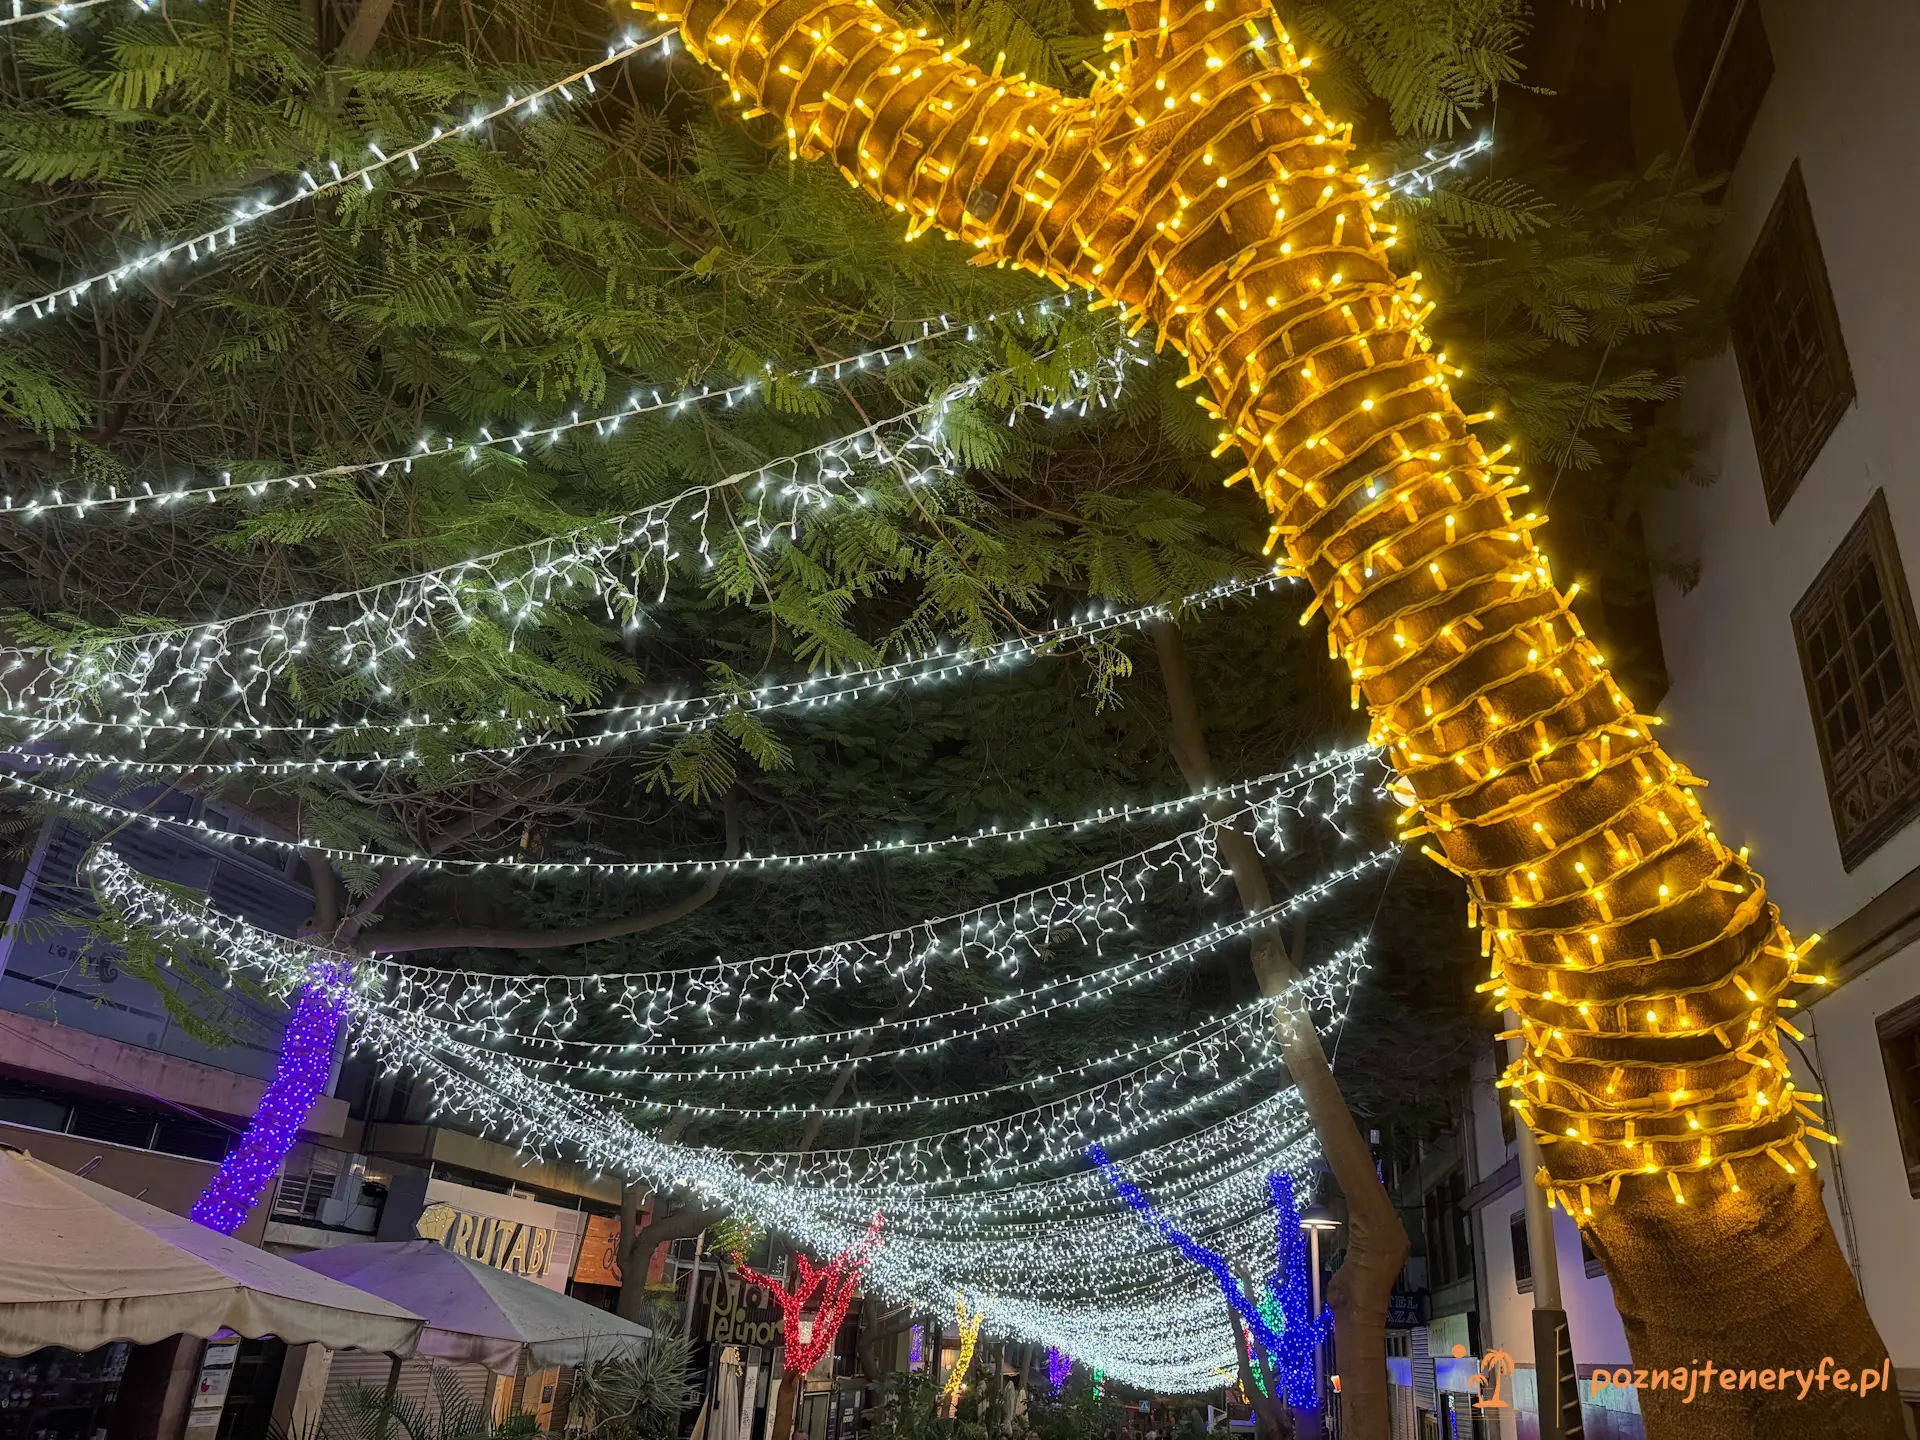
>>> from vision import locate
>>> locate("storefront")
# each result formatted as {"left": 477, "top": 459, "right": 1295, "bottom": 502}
{"left": 378, "top": 1176, "right": 589, "bottom": 1295}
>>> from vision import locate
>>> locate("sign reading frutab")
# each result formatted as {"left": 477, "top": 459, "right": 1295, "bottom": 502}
{"left": 412, "top": 1180, "right": 585, "bottom": 1293}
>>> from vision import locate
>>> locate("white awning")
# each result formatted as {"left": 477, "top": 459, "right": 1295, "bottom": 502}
{"left": 295, "top": 1241, "right": 651, "bottom": 1374}
{"left": 0, "top": 1146, "right": 425, "bottom": 1357}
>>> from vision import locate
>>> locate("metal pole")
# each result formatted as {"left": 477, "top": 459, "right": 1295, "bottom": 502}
{"left": 1308, "top": 1226, "right": 1323, "bottom": 1411}
{"left": 1506, "top": 1018, "right": 1583, "bottom": 1440}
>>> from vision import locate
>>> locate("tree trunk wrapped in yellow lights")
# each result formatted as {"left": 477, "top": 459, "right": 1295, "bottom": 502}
{"left": 633, "top": 0, "right": 1905, "bottom": 1432}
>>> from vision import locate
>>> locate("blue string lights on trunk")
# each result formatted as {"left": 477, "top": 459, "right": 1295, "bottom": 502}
{"left": 190, "top": 960, "right": 350, "bottom": 1234}
{"left": 1090, "top": 1145, "right": 1332, "bottom": 1413}
{"left": 1260, "top": 1172, "right": 1332, "bottom": 1412}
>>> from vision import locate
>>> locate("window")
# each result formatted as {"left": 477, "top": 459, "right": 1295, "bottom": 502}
{"left": 1510, "top": 1211, "right": 1532, "bottom": 1295}
{"left": 1732, "top": 163, "right": 1854, "bottom": 519}
{"left": 1579, "top": 1231, "right": 1606, "bottom": 1281}
{"left": 1878, "top": 995, "right": 1920, "bottom": 1198}
{"left": 1423, "top": 1170, "right": 1474, "bottom": 1288}
{"left": 1492, "top": 1034, "right": 1516, "bottom": 1147}
{"left": 1673, "top": 0, "right": 1773, "bottom": 179}
{"left": 1792, "top": 492, "right": 1920, "bottom": 869}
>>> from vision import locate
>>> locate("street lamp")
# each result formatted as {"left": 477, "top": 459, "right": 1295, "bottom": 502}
{"left": 1298, "top": 1205, "right": 1340, "bottom": 1427}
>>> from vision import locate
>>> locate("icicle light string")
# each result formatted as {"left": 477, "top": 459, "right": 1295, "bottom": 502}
{"left": 14, "top": 744, "right": 1365, "bottom": 879}
{"left": 410, "top": 857, "right": 1389, "bottom": 1074}
{"left": 0, "top": 0, "right": 123, "bottom": 30}
{"left": 378, "top": 791, "right": 1290, "bottom": 1029}
{"left": 399, "top": 927, "right": 1373, "bottom": 1094}
{"left": 378, "top": 789, "right": 1295, "bottom": 1028}
{"left": 88, "top": 844, "right": 1323, "bottom": 1197}
{"left": 2, "top": 297, "right": 1085, "bottom": 525}
{"left": 416, "top": 983, "right": 1302, "bottom": 1124}
{"left": 0, "top": 350, "right": 1133, "bottom": 729}
{"left": 8, "top": 572, "right": 1286, "bottom": 776}
{"left": 382, "top": 771, "right": 1362, "bottom": 1036}
{"left": 0, "top": 30, "right": 672, "bottom": 327}
{"left": 94, "top": 834, "right": 1320, "bottom": 1389}
{"left": 383, "top": 987, "right": 1291, "bottom": 1188}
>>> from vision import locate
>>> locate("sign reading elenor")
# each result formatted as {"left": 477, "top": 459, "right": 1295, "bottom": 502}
{"left": 416, "top": 1200, "right": 559, "bottom": 1279}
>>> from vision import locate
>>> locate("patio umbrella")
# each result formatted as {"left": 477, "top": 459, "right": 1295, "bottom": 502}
{"left": 293, "top": 1240, "right": 651, "bottom": 1374}
{"left": 0, "top": 1146, "right": 425, "bottom": 1357}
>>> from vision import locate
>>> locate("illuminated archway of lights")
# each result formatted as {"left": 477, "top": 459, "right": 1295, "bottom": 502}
{"left": 91, "top": 846, "right": 1355, "bottom": 1391}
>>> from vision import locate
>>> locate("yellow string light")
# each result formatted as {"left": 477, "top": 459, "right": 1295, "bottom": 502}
{"left": 943, "top": 1290, "right": 984, "bottom": 1401}
{"left": 637, "top": 0, "right": 1832, "bottom": 1214}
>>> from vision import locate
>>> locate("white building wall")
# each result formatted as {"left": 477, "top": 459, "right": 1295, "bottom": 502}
{"left": 1465, "top": 1052, "right": 1635, "bottom": 1433}
{"left": 1640, "top": 0, "right": 1920, "bottom": 1381}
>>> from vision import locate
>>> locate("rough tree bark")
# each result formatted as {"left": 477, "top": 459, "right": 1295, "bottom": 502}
{"left": 1153, "top": 620, "right": 1405, "bottom": 1439}
{"left": 616, "top": 1180, "right": 725, "bottom": 1322}
{"left": 654, "top": 0, "right": 1902, "bottom": 1431}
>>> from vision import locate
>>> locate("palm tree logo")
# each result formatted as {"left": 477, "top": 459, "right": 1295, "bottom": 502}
{"left": 1452, "top": 1345, "right": 1514, "bottom": 1409}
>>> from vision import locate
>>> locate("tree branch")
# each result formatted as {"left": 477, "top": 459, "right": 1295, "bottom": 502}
{"left": 333, "top": 0, "right": 395, "bottom": 63}
{"left": 359, "top": 795, "right": 742, "bottom": 954}
{"left": 337, "top": 751, "right": 601, "bottom": 941}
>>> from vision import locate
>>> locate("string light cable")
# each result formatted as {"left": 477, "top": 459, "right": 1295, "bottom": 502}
{"left": 1, "top": 296, "right": 1088, "bottom": 524}
{"left": 6, "top": 571, "right": 1288, "bottom": 776}
{"left": 383, "top": 939, "right": 1372, "bottom": 1113}
{"left": 0, "top": 0, "right": 122, "bottom": 29}
{"left": 0, "top": 29, "right": 674, "bottom": 328}
{"left": 374, "top": 783, "right": 1314, "bottom": 1025}
{"left": 380, "top": 786, "right": 1292, "bottom": 1013}
{"left": 86, "top": 844, "right": 1323, "bottom": 1199}
{"left": 401, "top": 856, "right": 1391, "bottom": 1078}
{"left": 9, "top": 742, "right": 1367, "bottom": 879}
{"left": 88, "top": 844, "right": 1334, "bottom": 1196}
{"left": 0, "top": 347, "right": 1136, "bottom": 728}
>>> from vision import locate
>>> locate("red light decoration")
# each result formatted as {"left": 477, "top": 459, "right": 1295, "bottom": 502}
{"left": 737, "top": 1213, "right": 884, "bottom": 1374}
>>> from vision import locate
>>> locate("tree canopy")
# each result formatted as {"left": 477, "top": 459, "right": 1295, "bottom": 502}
{"left": 0, "top": 0, "right": 1722, "bottom": 1240}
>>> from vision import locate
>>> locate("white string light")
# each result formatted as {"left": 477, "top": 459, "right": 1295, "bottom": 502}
{"left": 85, "top": 845, "right": 1346, "bottom": 1392}
{"left": 375, "top": 785, "right": 1333, "bottom": 1037}
{"left": 0, "top": 350, "right": 1134, "bottom": 728}
{"left": 10, "top": 745, "right": 1366, "bottom": 878}
{"left": 87, "top": 847, "right": 1334, "bottom": 1185}
{"left": 8, "top": 572, "right": 1286, "bottom": 776}
{"left": 0, "top": 31, "right": 672, "bottom": 327}
{"left": 0, "top": 0, "right": 123, "bottom": 29}
{"left": 1, "top": 297, "right": 1092, "bottom": 524}
{"left": 409, "top": 851, "right": 1393, "bottom": 1071}
{"left": 408, "top": 972, "right": 1333, "bottom": 1121}
{"left": 1369, "top": 135, "right": 1494, "bottom": 199}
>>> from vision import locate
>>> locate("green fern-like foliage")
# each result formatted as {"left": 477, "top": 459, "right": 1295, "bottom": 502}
{"left": 0, "top": 0, "right": 1718, "bottom": 1201}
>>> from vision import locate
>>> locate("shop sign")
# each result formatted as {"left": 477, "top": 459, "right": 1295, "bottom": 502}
{"left": 706, "top": 1271, "right": 788, "bottom": 1349}
{"left": 1386, "top": 1290, "right": 1430, "bottom": 1328}
{"left": 412, "top": 1180, "right": 584, "bottom": 1293}
{"left": 185, "top": 1340, "right": 239, "bottom": 1431}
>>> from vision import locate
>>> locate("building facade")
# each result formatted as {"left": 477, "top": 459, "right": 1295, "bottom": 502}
{"left": 1633, "top": 0, "right": 1920, "bottom": 1421}
{"left": 1388, "top": 1, "right": 1920, "bottom": 1433}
